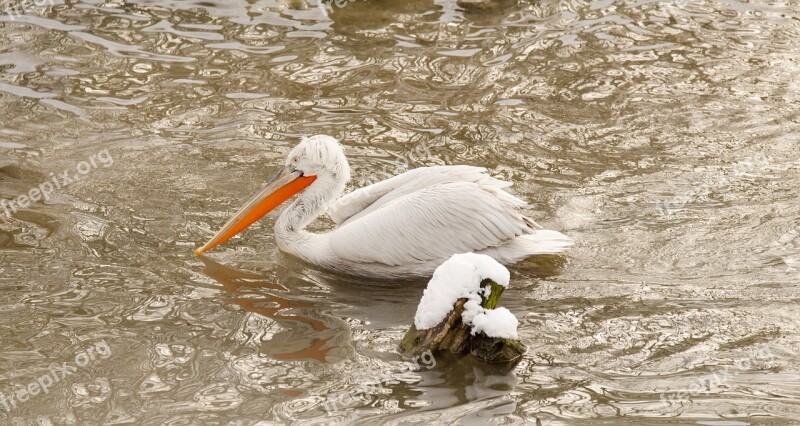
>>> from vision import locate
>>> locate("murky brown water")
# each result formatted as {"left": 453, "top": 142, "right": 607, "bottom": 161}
{"left": 1, "top": 0, "right": 799, "bottom": 424}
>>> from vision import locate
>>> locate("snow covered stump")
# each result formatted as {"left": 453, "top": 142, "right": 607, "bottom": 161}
{"left": 399, "top": 253, "right": 527, "bottom": 365}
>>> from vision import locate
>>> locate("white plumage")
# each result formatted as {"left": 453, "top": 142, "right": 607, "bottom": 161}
{"left": 201, "top": 135, "right": 573, "bottom": 278}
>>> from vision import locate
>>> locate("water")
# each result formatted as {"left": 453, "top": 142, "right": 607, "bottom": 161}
{"left": 1, "top": 0, "right": 799, "bottom": 423}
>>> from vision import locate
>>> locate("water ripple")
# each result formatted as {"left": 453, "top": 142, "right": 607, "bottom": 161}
{"left": 0, "top": 0, "right": 798, "bottom": 423}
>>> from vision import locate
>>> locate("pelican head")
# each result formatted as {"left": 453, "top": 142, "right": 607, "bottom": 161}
{"left": 195, "top": 135, "right": 349, "bottom": 256}
{"left": 285, "top": 135, "right": 350, "bottom": 182}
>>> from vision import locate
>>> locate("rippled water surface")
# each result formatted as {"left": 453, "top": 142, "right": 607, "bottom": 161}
{"left": 1, "top": 0, "right": 799, "bottom": 424}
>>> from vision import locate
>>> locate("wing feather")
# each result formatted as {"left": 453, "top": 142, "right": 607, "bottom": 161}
{"left": 328, "top": 165, "right": 512, "bottom": 226}
{"left": 329, "top": 181, "right": 533, "bottom": 266}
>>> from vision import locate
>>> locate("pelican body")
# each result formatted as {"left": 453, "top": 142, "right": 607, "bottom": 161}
{"left": 195, "top": 135, "right": 572, "bottom": 278}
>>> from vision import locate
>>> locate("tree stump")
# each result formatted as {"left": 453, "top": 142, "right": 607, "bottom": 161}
{"left": 399, "top": 278, "right": 526, "bottom": 365}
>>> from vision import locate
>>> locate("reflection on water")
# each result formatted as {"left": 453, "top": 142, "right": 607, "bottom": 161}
{"left": 1, "top": 0, "right": 800, "bottom": 423}
{"left": 199, "top": 256, "right": 343, "bottom": 363}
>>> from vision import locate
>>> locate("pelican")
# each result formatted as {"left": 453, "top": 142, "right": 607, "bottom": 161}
{"left": 195, "top": 135, "right": 573, "bottom": 278}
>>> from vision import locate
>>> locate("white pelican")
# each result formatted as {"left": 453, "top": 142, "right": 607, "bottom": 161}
{"left": 195, "top": 135, "right": 573, "bottom": 278}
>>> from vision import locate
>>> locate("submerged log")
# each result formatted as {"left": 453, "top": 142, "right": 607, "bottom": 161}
{"left": 399, "top": 278, "right": 526, "bottom": 365}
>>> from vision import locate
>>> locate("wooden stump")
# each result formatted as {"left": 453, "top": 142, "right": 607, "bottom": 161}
{"left": 399, "top": 278, "right": 526, "bottom": 365}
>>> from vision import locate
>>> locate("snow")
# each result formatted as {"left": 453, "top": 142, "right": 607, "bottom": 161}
{"left": 413, "top": 253, "right": 518, "bottom": 339}
{"left": 469, "top": 307, "right": 519, "bottom": 339}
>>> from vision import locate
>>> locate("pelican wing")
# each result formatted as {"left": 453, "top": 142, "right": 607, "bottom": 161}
{"left": 329, "top": 180, "right": 534, "bottom": 266}
{"left": 328, "top": 165, "right": 512, "bottom": 226}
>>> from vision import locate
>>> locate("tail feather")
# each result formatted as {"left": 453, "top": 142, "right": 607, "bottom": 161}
{"left": 478, "top": 230, "right": 574, "bottom": 264}
{"left": 520, "top": 230, "right": 574, "bottom": 254}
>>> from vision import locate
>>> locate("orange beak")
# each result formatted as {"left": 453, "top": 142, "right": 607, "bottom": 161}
{"left": 195, "top": 167, "right": 316, "bottom": 256}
